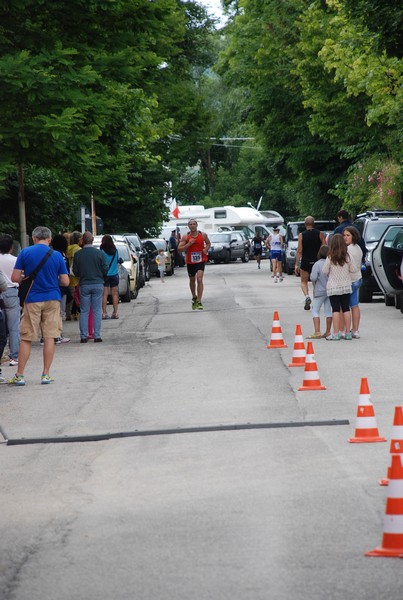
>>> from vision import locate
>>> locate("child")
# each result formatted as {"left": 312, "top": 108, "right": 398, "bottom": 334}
{"left": 156, "top": 249, "right": 167, "bottom": 282}
{"left": 322, "top": 233, "right": 355, "bottom": 340}
{"left": 307, "top": 245, "right": 332, "bottom": 339}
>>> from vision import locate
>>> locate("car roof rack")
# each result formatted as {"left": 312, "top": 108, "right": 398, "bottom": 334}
{"left": 355, "top": 210, "right": 403, "bottom": 219}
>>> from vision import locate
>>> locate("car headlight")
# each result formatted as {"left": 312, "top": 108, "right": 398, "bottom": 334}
{"left": 215, "top": 245, "right": 224, "bottom": 251}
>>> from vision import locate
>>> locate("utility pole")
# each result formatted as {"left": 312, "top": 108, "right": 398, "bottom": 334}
{"left": 17, "top": 163, "right": 28, "bottom": 248}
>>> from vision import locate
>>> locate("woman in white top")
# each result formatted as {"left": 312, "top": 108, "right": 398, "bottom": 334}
{"left": 343, "top": 226, "right": 363, "bottom": 338}
{"left": 322, "top": 233, "right": 355, "bottom": 340}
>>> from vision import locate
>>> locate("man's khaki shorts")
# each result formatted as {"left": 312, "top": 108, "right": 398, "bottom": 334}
{"left": 20, "top": 301, "right": 62, "bottom": 341}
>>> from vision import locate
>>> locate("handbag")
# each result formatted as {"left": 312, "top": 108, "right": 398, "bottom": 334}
{"left": 18, "top": 249, "right": 53, "bottom": 307}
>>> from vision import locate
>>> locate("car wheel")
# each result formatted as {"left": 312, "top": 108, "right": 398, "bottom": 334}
{"left": 131, "top": 285, "right": 138, "bottom": 300}
{"left": 241, "top": 250, "right": 250, "bottom": 263}
{"left": 213, "top": 259, "right": 220, "bottom": 264}
{"left": 359, "top": 285, "right": 373, "bottom": 303}
{"left": 145, "top": 266, "right": 151, "bottom": 282}
{"left": 385, "top": 294, "right": 395, "bottom": 307}
{"left": 286, "top": 261, "right": 293, "bottom": 275}
{"left": 139, "top": 270, "right": 145, "bottom": 288}
{"left": 121, "top": 279, "right": 131, "bottom": 303}
{"left": 395, "top": 295, "right": 402, "bottom": 309}
{"left": 224, "top": 251, "right": 230, "bottom": 264}
{"left": 167, "top": 264, "right": 174, "bottom": 276}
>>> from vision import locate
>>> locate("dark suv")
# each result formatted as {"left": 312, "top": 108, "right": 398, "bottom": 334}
{"left": 208, "top": 231, "right": 250, "bottom": 264}
{"left": 352, "top": 210, "right": 403, "bottom": 303}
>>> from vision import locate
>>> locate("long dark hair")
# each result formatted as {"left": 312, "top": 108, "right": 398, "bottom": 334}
{"left": 329, "top": 233, "right": 349, "bottom": 266}
{"left": 51, "top": 234, "right": 68, "bottom": 255}
{"left": 100, "top": 234, "right": 116, "bottom": 255}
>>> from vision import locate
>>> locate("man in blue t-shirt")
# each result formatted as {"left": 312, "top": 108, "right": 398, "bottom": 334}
{"left": 8, "top": 226, "right": 69, "bottom": 386}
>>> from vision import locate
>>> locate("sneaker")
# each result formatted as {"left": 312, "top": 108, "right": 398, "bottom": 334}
{"left": 192, "top": 297, "right": 198, "bottom": 310}
{"left": 345, "top": 333, "right": 352, "bottom": 340}
{"left": 0, "top": 376, "right": 6, "bottom": 384}
{"left": 9, "top": 359, "right": 18, "bottom": 367}
{"left": 80, "top": 338, "right": 88, "bottom": 344}
{"left": 8, "top": 374, "right": 25, "bottom": 386}
{"left": 41, "top": 374, "right": 54, "bottom": 385}
{"left": 258, "top": 265, "right": 261, "bottom": 269}
{"left": 196, "top": 301, "right": 204, "bottom": 310}
{"left": 279, "top": 277, "right": 284, "bottom": 282}
{"left": 94, "top": 338, "right": 103, "bottom": 343}
{"left": 339, "top": 332, "right": 346, "bottom": 340}
{"left": 352, "top": 330, "right": 360, "bottom": 339}
{"left": 55, "top": 336, "right": 70, "bottom": 344}
{"left": 271, "top": 273, "right": 275, "bottom": 278}
{"left": 326, "top": 333, "right": 340, "bottom": 341}
{"left": 274, "top": 277, "right": 278, "bottom": 283}
{"left": 304, "top": 296, "right": 312, "bottom": 310}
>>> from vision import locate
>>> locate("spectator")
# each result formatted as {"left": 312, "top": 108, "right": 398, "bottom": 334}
{"left": 307, "top": 245, "right": 332, "bottom": 339}
{"left": 0, "top": 269, "right": 8, "bottom": 383}
{"left": 294, "top": 216, "right": 326, "bottom": 310}
{"left": 8, "top": 226, "right": 69, "bottom": 385}
{"left": 50, "top": 234, "right": 71, "bottom": 343}
{"left": 343, "top": 226, "right": 363, "bottom": 339}
{"left": 322, "top": 233, "right": 355, "bottom": 341}
{"left": 156, "top": 248, "right": 167, "bottom": 282}
{"left": 72, "top": 231, "right": 109, "bottom": 343}
{"left": 100, "top": 234, "right": 119, "bottom": 319}
{"left": 0, "top": 235, "right": 20, "bottom": 366}
{"left": 66, "top": 231, "right": 83, "bottom": 321}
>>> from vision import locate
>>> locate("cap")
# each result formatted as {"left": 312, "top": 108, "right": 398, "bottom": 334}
{"left": 273, "top": 226, "right": 280, "bottom": 231}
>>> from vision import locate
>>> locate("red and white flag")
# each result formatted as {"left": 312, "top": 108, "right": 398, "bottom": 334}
{"left": 171, "top": 200, "right": 180, "bottom": 219}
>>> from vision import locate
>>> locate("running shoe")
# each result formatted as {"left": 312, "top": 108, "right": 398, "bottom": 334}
{"left": 352, "top": 330, "right": 360, "bottom": 339}
{"left": 339, "top": 332, "right": 346, "bottom": 340}
{"left": 326, "top": 333, "right": 340, "bottom": 341}
{"left": 41, "top": 374, "right": 54, "bottom": 384}
{"left": 274, "top": 277, "right": 278, "bottom": 283}
{"left": 345, "top": 333, "right": 352, "bottom": 340}
{"left": 8, "top": 374, "right": 25, "bottom": 386}
{"left": 192, "top": 297, "right": 198, "bottom": 310}
{"left": 279, "top": 277, "right": 284, "bottom": 282}
{"left": 9, "top": 359, "right": 18, "bottom": 367}
{"left": 196, "top": 301, "right": 204, "bottom": 310}
{"left": 55, "top": 336, "right": 70, "bottom": 344}
{"left": 304, "top": 297, "right": 312, "bottom": 310}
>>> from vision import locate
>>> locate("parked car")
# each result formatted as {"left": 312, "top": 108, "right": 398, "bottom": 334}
{"left": 142, "top": 238, "right": 174, "bottom": 276}
{"left": 208, "top": 231, "right": 250, "bottom": 264}
{"left": 352, "top": 211, "right": 403, "bottom": 303}
{"left": 123, "top": 233, "right": 151, "bottom": 286}
{"left": 370, "top": 224, "right": 403, "bottom": 312}
{"left": 283, "top": 220, "right": 336, "bottom": 274}
{"left": 93, "top": 236, "right": 139, "bottom": 299}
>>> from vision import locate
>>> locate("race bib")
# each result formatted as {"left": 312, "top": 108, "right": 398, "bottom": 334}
{"left": 190, "top": 251, "right": 202, "bottom": 263}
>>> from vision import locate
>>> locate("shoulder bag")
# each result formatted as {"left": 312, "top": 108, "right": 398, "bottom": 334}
{"left": 18, "top": 249, "right": 53, "bottom": 307}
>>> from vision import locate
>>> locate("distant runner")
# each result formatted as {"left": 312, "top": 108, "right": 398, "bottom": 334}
{"left": 252, "top": 232, "right": 263, "bottom": 269}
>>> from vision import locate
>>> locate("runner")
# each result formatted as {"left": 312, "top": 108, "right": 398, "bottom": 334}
{"left": 267, "top": 226, "right": 284, "bottom": 282}
{"left": 252, "top": 232, "right": 264, "bottom": 269}
{"left": 294, "top": 216, "right": 326, "bottom": 309}
{"left": 177, "top": 219, "right": 210, "bottom": 310}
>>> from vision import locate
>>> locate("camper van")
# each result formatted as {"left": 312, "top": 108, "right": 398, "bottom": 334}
{"left": 162, "top": 206, "right": 282, "bottom": 237}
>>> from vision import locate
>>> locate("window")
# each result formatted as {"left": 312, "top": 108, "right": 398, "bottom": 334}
{"left": 214, "top": 210, "right": 227, "bottom": 219}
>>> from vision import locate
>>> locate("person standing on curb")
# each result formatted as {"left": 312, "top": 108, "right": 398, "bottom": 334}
{"left": 177, "top": 219, "right": 210, "bottom": 310}
{"left": 295, "top": 216, "right": 325, "bottom": 310}
{"left": 0, "top": 235, "right": 21, "bottom": 366}
{"left": 8, "top": 226, "right": 69, "bottom": 386}
{"left": 72, "top": 231, "right": 109, "bottom": 343}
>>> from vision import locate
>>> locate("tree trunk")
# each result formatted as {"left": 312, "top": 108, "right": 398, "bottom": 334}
{"left": 18, "top": 163, "right": 28, "bottom": 248}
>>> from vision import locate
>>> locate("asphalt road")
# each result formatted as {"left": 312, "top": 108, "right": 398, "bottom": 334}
{"left": 1, "top": 260, "right": 402, "bottom": 600}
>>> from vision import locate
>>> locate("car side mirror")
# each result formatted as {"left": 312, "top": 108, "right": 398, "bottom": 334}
{"left": 118, "top": 257, "right": 124, "bottom": 264}
{"left": 230, "top": 238, "right": 236, "bottom": 244}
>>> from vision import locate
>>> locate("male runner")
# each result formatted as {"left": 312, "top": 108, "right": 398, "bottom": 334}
{"left": 178, "top": 219, "right": 210, "bottom": 310}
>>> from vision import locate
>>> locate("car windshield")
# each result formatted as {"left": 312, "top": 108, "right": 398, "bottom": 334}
{"left": 365, "top": 222, "right": 395, "bottom": 243}
{"left": 125, "top": 235, "right": 141, "bottom": 249}
{"left": 210, "top": 233, "right": 231, "bottom": 243}
{"left": 116, "top": 245, "right": 130, "bottom": 261}
{"left": 148, "top": 240, "right": 166, "bottom": 251}
{"left": 288, "top": 222, "right": 335, "bottom": 240}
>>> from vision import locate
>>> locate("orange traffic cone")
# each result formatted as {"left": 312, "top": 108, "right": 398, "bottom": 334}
{"left": 380, "top": 406, "right": 403, "bottom": 486}
{"left": 288, "top": 324, "right": 306, "bottom": 367}
{"left": 298, "top": 341, "right": 326, "bottom": 390}
{"left": 266, "top": 311, "right": 287, "bottom": 349}
{"left": 366, "top": 455, "right": 403, "bottom": 557}
{"left": 348, "top": 378, "right": 386, "bottom": 443}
